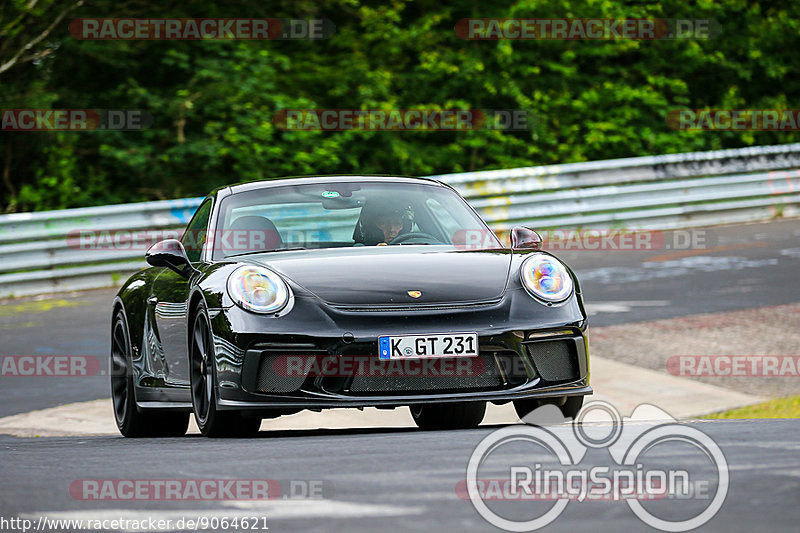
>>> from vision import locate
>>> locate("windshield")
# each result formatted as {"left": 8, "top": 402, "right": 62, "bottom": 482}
{"left": 210, "top": 180, "right": 501, "bottom": 259}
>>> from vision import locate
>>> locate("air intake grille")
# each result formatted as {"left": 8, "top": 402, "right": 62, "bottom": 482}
{"left": 348, "top": 355, "right": 503, "bottom": 394}
{"left": 255, "top": 354, "right": 307, "bottom": 393}
{"left": 526, "top": 340, "right": 578, "bottom": 382}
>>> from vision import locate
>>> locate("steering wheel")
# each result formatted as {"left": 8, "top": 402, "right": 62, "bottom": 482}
{"left": 388, "top": 232, "right": 442, "bottom": 245}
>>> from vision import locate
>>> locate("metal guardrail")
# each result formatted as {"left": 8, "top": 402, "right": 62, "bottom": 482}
{"left": 0, "top": 198, "right": 202, "bottom": 298}
{"left": 1, "top": 143, "right": 799, "bottom": 298}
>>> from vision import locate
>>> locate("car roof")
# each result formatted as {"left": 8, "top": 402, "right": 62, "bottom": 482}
{"left": 216, "top": 175, "right": 448, "bottom": 197}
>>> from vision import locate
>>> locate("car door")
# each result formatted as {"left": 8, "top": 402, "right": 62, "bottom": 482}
{"left": 150, "top": 198, "right": 213, "bottom": 387}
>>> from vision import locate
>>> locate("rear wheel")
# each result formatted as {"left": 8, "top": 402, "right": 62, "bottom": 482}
{"left": 513, "top": 395, "right": 584, "bottom": 422}
{"left": 110, "top": 311, "right": 189, "bottom": 437}
{"left": 190, "top": 302, "right": 261, "bottom": 438}
{"left": 410, "top": 402, "right": 486, "bottom": 430}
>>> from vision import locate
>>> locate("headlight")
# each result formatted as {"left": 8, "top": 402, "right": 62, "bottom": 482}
{"left": 520, "top": 254, "right": 574, "bottom": 302}
{"left": 227, "top": 265, "right": 290, "bottom": 313}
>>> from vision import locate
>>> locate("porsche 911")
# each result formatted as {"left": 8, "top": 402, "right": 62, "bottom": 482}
{"left": 110, "top": 176, "right": 591, "bottom": 437}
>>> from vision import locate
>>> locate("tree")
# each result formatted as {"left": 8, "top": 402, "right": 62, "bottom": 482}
{"left": 2, "top": 0, "right": 800, "bottom": 212}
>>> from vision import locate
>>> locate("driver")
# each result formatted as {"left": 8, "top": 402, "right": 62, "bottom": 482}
{"left": 353, "top": 198, "right": 414, "bottom": 245}
{"left": 375, "top": 211, "right": 405, "bottom": 243}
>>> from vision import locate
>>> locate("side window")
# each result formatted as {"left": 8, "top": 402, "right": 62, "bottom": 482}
{"left": 182, "top": 199, "right": 213, "bottom": 262}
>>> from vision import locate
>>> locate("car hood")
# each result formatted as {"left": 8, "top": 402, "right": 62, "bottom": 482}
{"left": 242, "top": 246, "right": 512, "bottom": 306}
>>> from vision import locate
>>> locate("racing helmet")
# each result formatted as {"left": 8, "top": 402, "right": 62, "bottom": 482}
{"left": 353, "top": 197, "right": 414, "bottom": 245}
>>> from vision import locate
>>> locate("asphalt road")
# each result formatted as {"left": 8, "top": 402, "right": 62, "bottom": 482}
{"left": 0, "top": 219, "right": 799, "bottom": 532}
{"left": 2, "top": 218, "right": 799, "bottom": 417}
{"left": 0, "top": 419, "right": 798, "bottom": 532}
{"left": 557, "top": 218, "right": 800, "bottom": 325}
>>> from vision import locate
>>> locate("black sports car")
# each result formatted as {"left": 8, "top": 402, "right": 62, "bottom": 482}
{"left": 110, "top": 176, "right": 591, "bottom": 437}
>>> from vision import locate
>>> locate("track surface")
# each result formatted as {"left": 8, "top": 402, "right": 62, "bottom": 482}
{"left": 2, "top": 219, "right": 799, "bottom": 417}
{"left": 1, "top": 219, "right": 799, "bottom": 532}
{"left": 0, "top": 420, "right": 798, "bottom": 532}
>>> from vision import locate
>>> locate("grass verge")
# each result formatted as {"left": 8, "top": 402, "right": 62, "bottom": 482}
{"left": 703, "top": 395, "right": 800, "bottom": 419}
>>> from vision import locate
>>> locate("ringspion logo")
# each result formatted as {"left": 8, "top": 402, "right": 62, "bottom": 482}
{"left": 464, "top": 401, "right": 728, "bottom": 531}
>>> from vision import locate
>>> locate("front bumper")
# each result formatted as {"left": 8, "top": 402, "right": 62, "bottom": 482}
{"left": 210, "top": 289, "right": 591, "bottom": 411}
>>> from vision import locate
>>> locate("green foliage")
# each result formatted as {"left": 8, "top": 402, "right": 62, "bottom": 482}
{"left": 2, "top": 0, "right": 800, "bottom": 212}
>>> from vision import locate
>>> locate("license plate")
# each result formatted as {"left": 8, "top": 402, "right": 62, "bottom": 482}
{"left": 378, "top": 333, "right": 479, "bottom": 360}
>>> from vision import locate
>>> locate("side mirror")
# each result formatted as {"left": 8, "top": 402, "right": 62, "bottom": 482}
{"left": 146, "top": 239, "right": 197, "bottom": 277}
{"left": 510, "top": 226, "right": 543, "bottom": 251}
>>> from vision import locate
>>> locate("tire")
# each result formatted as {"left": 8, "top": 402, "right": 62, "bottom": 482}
{"left": 110, "top": 311, "right": 190, "bottom": 437}
{"left": 513, "top": 395, "right": 584, "bottom": 422}
{"left": 410, "top": 402, "right": 486, "bottom": 430}
{"left": 190, "top": 301, "right": 261, "bottom": 438}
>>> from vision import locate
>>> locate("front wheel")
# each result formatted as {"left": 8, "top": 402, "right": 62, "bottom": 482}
{"left": 513, "top": 395, "right": 584, "bottom": 422}
{"left": 190, "top": 302, "right": 261, "bottom": 438}
{"left": 110, "top": 311, "right": 189, "bottom": 437}
{"left": 410, "top": 402, "right": 486, "bottom": 430}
